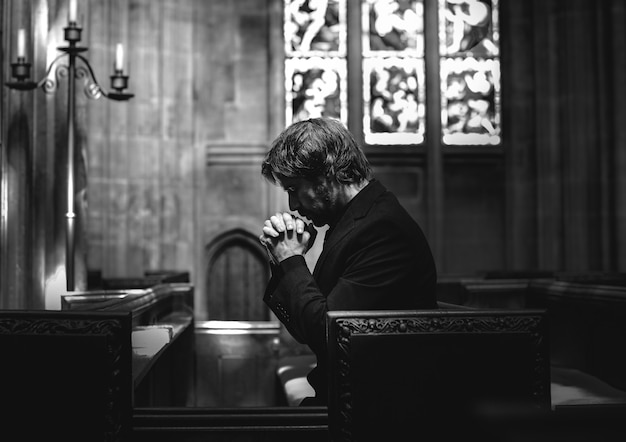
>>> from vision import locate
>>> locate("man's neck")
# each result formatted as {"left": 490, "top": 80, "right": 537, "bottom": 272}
{"left": 343, "top": 179, "right": 369, "bottom": 204}
{"left": 326, "top": 180, "right": 370, "bottom": 229}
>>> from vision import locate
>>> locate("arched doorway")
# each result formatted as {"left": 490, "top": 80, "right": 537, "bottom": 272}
{"left": 204, "top": 228, "right": 271, "bottom": 320}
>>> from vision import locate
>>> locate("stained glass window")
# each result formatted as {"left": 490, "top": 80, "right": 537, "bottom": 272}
{"left": 283, "top": 0, "right": 501, "bottom": 147}
{"left": 440, "top": 0, "right": 500, "bottom": 145}
{"left": 285, "top": 0, "right": 348, "bottom": 125}
{"left": 363, "top": 0, "right": 425, "bottom": 145}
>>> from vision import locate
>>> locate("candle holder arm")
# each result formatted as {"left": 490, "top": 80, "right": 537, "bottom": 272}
{"left": 76, "top": 54, "right": 133, "bottom": 101}
{"left": 73, "top": 54, "right": 133, "bottom": 101}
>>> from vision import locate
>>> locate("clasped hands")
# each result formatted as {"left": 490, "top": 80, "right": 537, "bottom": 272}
{"left": 259, "top": 212, "right": 317, "bottom": 264}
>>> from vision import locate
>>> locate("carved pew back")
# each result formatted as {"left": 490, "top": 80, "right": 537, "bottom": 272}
{"left": 326, "top": 309, "right": 550, "bottom": 441}
{"left": 0, "top": 310, "right": 132, "bottom": 441}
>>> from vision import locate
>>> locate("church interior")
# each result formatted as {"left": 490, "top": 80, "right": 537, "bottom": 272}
{"left": 1, "top": 0, "right": 626, "bottom": 440}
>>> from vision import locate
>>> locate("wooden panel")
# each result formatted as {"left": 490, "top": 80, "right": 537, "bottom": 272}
{"left": 500, "top": 0, "right": 538, "bottom": 270}
{"left": 205, "top": 229, "right": 270, "bottom": 321}
{"left": 194, "top": 321, "right": 280, "bottom": 407}
{"left": 132, "top": 406, "right": 329, "bottom": 442}
{"left": 0, "top": 310, "right": 132, "bottom": 440}
{"left": 528, "top": 280, "right": 626, "bottom": 391}
{"left": 1, "top": 0, "right": 70, "bottom": 307}
{"left": 557, "top": 0, "right": 602, "bottom": 271}
{"left": 372, "top": 166, "right": 426, "bottom": 226}
{"left": 500, "top": 0, "right": 626, "bottom": 273}
{"left": 613, "top": 2, "right": 626, "bottom": 269}
{"left": 327, "top": 309, "right": 550, "bottom": 441}
{"left": 443, "top": 159, "right": 505, "bottom": 273}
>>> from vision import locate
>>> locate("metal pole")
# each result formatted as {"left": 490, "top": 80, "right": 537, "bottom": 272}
{"left": 66, "top": 47, "right": 76, "bottom": 291}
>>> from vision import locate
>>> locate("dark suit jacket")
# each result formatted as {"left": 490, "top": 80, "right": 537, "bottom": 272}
{"left": 264, "top": 179, "right": 437, "bottom": 404}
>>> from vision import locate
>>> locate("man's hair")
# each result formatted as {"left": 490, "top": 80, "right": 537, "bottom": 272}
{"left": 261, "top": 118, "right": 372, "bottom": 185}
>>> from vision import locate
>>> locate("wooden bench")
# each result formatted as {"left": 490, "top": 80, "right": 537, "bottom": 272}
{"left": 527, "top": 280, "right": 626, "bottom": 408}
{"left": 440, "top": 274, "right": 626, "bottom": 406}
{"left": 274, "top": 302, "right": 471, "bottom": 407}
{"left": 62, "top": 282, "right": 196, "bottom": 407}
{"left": 0, "top": 283, "right": 195, "bottom": 440}
{"left": 132, "top": 406, "right": 329, "bottom": 442}
{"left": 326, "top": 308, "right": 551, "bottom": 441}
{"left": 0, "top": 309, "right": 133, "bottom": 441}
{"left": 433, "top": 275, "right": 626, "bottom": 440}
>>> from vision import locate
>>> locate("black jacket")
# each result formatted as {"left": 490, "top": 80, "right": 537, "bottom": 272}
{"left": 264, "top": 180, "right": 437, "bottom": 404}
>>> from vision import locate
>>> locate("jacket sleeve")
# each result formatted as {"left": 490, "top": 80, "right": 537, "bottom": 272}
{"left": 264, "top": 255, "right": 326, "bottom": 349}
{"left": 263, "top": 218, "right": 435, "bottom": 356}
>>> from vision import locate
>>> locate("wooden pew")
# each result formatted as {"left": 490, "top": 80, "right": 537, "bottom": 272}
{"left": 62, "top": 280, "right": 330, "bottom": 441}
{"left": 437, "top": 273, "right": 547, "bottom": 309}
{"left": 274, "top": 302, "right": 471, "bottom": 407}
{"left": 450, "top": 275, "right": 626, "bottom": 409}
{"left": 527, "top": 280, "right": 626, "bottom": 407}
{"left": 87, "top": 270, "right": 190, "bottom": 290}
{"left": 134, "top": 296, "right": 626, "bottom": 442}
{"left": 132, "top": 406, "right": 329, "bottom": 442}
{"left": 62, "top": 282, "right": 196, "bottom": 407}
{"left": 325, "top": 308, "right": 551, "bottom": 441}
{"left": 0, "top": 282, "right": 194, "bottom": 441}
{"left": 0, "top": 309, "right": 133, "bottom": 441}
{"left": 10, "top": 276, "right": 626, "bottom": 441}
{"left": 434, "top": 275, "right": 626, "bottom": 440}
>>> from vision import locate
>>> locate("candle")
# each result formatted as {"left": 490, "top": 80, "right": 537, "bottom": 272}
{"left": 69, "top": 0, "right": 77, "bottom": 24}
{"left": 115, "top": 43, "right": 124, "bottom": 72}
{"left": 17, "top": 28, "right": 25, "bottom": 59}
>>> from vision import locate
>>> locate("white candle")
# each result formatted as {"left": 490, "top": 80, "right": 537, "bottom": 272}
{"left": 69, "top": 0, "right": 77, "bottom": 24}
{"left": 115, "top": 43, "right": 124, "bottom": 72}
{"left": 17, "top": 28, "right": 25, "bottom": 59}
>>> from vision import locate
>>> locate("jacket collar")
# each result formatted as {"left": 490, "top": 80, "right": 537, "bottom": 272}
{"left": 313, "top": 179, "right": 386, "bottom": 276}
{"left": 329, "top": 179, "right": 385, "bottom": 229}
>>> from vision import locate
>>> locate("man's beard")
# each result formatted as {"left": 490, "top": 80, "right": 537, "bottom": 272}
{"left": 302, "top": 181, "right": 334, "bottom": 227}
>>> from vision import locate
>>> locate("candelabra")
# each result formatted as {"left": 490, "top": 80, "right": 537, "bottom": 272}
{"left": 5, "top": 4, "right": 133, "bottom": 291}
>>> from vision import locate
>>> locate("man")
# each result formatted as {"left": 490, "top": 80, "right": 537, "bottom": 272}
{"left": 259, "top": 117, "right": 437, "bottom": 406}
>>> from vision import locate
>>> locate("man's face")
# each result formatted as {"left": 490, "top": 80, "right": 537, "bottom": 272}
{"left": 277, "top": 175, "right": 338, "bottom": 227}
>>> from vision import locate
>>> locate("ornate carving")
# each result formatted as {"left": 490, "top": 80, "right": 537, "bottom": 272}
{"left": 330, "top": 312, "right": 549, "bottom": 441}
{"left": 0, "top": 314, "right": 128, "bottom": 441}
{"left": 337, "top": 314, "right": 543, "bottom": 335}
